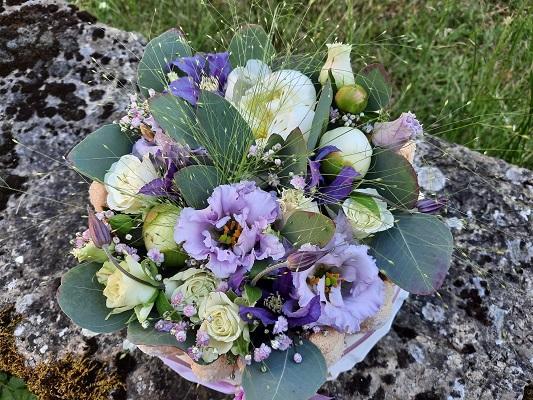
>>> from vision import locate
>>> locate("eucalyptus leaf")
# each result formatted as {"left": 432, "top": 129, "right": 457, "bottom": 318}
{"left": 363, "top": 147, "right": 419, "bottom": 209}
{"left": 137, "top": 29, "right": 192, "bottom": 97}
{"left": 228, "top": 25, "right": 275, "bottom": 67}
{"left": 369, "top": 212, "right": 453, "bottom": 294}
{"left": 280, "top": 211, "right": 336, "bottom": 247}
{"left": 67, "top": 124, "right": 134, "bottom": 181}
{"left": 148, "top": 93, "right": 199, "bottom": 147}
{"left": 57, "top": 262, "right": 131, "bottom": 333}
{"left": 127, "top": 320, "right": 191, "bottom": 349}
{"left": 354, "top": 64, "right": 392, "bottom": 112}
{"left": 277, "top": 128, "right": 308, "bottom": 185}
{"left": 308, "top": 80, "right": 333, "bottom": 150}
{"left": 174, "top": 165, "right": 221, "bottom": 208}
{"left": 196, "top": 90, "right": 254, "bottom": 174}
{"left": 242, "top": 340, "right": 327, "bottom": 400}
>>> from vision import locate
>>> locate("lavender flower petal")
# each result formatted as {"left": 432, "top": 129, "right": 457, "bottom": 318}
{"left": 169, "top": 77, "right": 200, "bottom": 105}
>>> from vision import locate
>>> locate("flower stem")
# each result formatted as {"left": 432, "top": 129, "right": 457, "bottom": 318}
{"left": 103, "top": 246, "right": 164, "bottom": 290}
{"left": 250, "top": 262, "right": 287, "bottom": 287}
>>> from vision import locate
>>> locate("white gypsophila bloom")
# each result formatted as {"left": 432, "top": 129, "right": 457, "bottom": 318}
{"left": 227, "top": 60, "right": 316, "bottom": 141}
{"left": 318, "top": 126, "right": 373, "bottom": 177}
{"left": 342, "top": 188, "right": 394, "bottom": 239}
{"left": 319, "top": 43, "right": 356, "bottom": 87}
{"left": 279, "top": 189, "right": 320, "bottom": 222}
{"left": 104, "top": 154, "right": 159, "bottom": 214}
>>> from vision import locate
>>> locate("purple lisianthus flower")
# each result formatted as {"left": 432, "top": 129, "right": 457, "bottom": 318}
{"left": 371, "top": 111, "right": 423, "bottom": 150}
{"left": 308, "top": 145, "right": 359, "bottom": 204}
{"left": 168, "top": 52, "right": 231, "bottom": 106}
{"left": 292, "top": 214, "right": 385, "bottom": 334}
{"left": 174, "top": 181, "right": 285, "bottom": 278}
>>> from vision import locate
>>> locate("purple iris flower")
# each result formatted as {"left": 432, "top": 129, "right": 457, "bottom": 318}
{"left": 416, "top": 197, "right": 447, "bottom": 214}
{"left": 174, "top": 181, "right": 285, "bottom": 278}
{"left": 308, "top": 146, "right": 360, "bottom": 204}
{"left": 292, "top": 213, "right": 384, "bottom": 334}
{"left": 168, "top": 52, "right": 231, "bottom": 106}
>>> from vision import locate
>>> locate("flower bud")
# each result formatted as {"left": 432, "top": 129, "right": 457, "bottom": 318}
{"left": 318, "top": 127, "right": 372, "bottom": 178}
{"left": 335, "top": 84, "right": 368, "bottom": 114}
{"left": 143, "top": 203, "right": 186, "bottom": 267}
{"left": 71, "top": 242, "right": 109, "bottom": 263}
{"left": 87, "top": 206, "right": 111, "bottom": 248}
{"left": 371, "top": 112, "right": 423, "bottom": 150}
{"left": 319, "top": 43, "right": 355, "bottom": 88}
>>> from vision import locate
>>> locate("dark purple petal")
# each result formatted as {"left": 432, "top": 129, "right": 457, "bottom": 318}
{"left": 206, "top": 52, "right": 231, "bottom": 88}
{"left": 228, "top": 266, "right": 247, "bottom": 295}
{"left": 87, "top": 206, "right": 111, "bottom": 248}
{"left": 416, "top": 197, "right": 447, "bottom": 214}
{"left": 272, "top": 268, "right": 293, "bottom": 299}
{"left": 169, "top": 77, "right": 200, "bottom": 105}
{"left": 319, "top": 166, "right": 359, "bottom": 204}
{"left": 282, "top": 296, "right": 321, "bottom": 327}
{"left": 170, "top": 54, "right": 206, "bottom": 83}
{"left": 314, "top": 145, "right": 339, "bottom": 162}
{"left": 138, "top": 178, "right": 170, "bottom": 196}
{"left": 239, "top": 306, "right": 277, "bottom": 326}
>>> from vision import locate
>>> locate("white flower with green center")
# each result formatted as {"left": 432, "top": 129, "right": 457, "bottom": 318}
{"left": 225, "top": 60, "right": 316, "bottom": 141}
{"left": 104, "top": 154, "right": 159, "bottom": 214}
{"left": 279, "top": 188, "right": 320, "bottom": 222}
{"left": 342, "top": 188, "right": 394, "bottom": 239}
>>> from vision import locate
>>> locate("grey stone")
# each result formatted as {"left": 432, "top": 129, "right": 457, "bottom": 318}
{"left": 0, "top": 2, "right": 531, "bottom": 400}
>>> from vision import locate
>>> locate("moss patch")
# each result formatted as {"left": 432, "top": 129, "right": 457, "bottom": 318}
{"left": 0, "top": 305, "right": 125, "bottom": 400}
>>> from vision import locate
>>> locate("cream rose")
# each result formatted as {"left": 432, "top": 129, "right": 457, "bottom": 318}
{"left": 101, "top": 255, "right": 157, "bottom": 322}
{"left": 319, "top": 43, "right": 356, "bottom": 87}
{"left": 279, "top": 188, "right": 320, "bottom": 222}
{"left": 104, "top": 154, "right": 159, "bottom": 214}
{"left": 164, "top": 268, "right": 217, "bottom": 312}
{"left": 342, "top": 188, "right": 394, "bottom": 239}
{"left": 199, "top": 292, "right": 247, "bottom": 359}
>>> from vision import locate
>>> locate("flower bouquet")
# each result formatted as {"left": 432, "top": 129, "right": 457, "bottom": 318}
{"left": 58, "top": 25, "right": 454, "bottom": 400}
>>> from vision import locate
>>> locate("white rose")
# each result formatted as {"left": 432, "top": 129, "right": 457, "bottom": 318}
{"left": 318, "top": 127, "right": 373, "bottom": 177}
{"left": 101, "top": 255, "right": 157, "bottom": 322}
{"left": 198, "top": 292, "right": 248, "bottom": 358}
{"left": 279, "top": 189, "right": 320, "bottom": 222}
{"left": 164, "top": 268, "right": 218, "bottom": 314}
{"left": 231, "top": 65, "right": 316, "bottom": 141}
{"left": 342, "top": 188, "right": 394, "bottom": 239}
{"left": 319, "top": 43, "right": 356, "bottom": 88}
{"left": 104, "top": 154, "right": 159, "bottom": 214}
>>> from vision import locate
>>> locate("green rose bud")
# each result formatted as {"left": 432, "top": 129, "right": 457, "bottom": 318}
{"left": 143, "top": 204, "right": 186, "bottom": 267}
{"left": 335, "top": 84, "right": 368, "bottom": 114}
{"left": 71, "top": 241, "right": 110, "bottom": 263}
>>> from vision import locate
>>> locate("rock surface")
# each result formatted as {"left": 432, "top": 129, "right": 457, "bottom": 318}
{"left": 0, "top": 1, "right": 531, "bottom": 399}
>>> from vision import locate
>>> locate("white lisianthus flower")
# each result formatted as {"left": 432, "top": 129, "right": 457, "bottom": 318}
{"left": 101, "top": 255, "right": 158, "bottom": 323}
{"left": 104, "top": 154, "right": 159, "bottom": 214}
{"left": 225, "top": 59, "right": 271, "bottom": 104}
{"left": 319, "top": 127, "right": 373, "bottom": 177}
{"left": 164, "top": 268, "right": 218, "bottom": 322}
{"left": 199, "top": 292, "right": 248, "bottom": 359}
{"left": 319, "top": 43, "right": 356, "bottom": 88}
{"left": 342, "top": 188, "right": 394, "bottom": 239}
{"left": 279, "top": 188, "right": 320, "bottom": 222}
{"left": 226, "top": 61, "right": 316, "bottom": 141}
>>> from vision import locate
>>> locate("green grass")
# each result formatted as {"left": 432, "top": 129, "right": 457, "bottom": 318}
{"left": 74, "top": 0, "right": 532, "bottom": 168}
